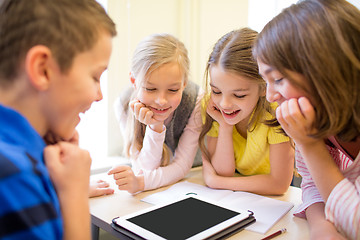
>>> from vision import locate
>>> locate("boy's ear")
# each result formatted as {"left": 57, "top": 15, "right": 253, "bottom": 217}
{"left": 25, "top": 45, "right": 53, "bottom": 91}
{"left": 129, "top": 72, "right": 136, "bottom": 88}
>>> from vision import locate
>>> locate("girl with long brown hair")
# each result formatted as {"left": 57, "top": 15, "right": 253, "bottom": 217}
{"left": 199, "top": 28, "right": 294, "bottom": 195}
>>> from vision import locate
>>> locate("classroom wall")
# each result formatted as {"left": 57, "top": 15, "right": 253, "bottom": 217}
{"left": 106, "top": 0, "right": 249, "bottom": 156}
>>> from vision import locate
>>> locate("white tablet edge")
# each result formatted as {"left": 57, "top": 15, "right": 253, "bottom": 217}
{"left": 113, "top": 194, "right": 251, "bottom": 240}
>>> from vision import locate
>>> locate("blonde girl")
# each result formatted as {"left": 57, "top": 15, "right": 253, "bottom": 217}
{"left": 199, "top": 28, "right": 294, "bottom": 195}
{"left": 254, "top": 0, "right": 360, "bottom": 239}
{"left": 109, "top": 33, "right": 202, "bottom": 193}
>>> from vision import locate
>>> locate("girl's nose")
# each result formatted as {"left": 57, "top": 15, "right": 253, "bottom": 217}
{"left": 219, "top": 96, "right": 232, "bottom": 109}
{"left": 266, "top": 84, "right": 279, "bottom": 103}
{"left": 155, "top": 93, "right": 167, "bottom": 106}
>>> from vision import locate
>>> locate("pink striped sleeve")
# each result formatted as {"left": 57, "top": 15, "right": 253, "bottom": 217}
{"left": 325, "top": 177, "right": 360, "bottom": 240}
{"left": 293, "top": 148, "right": 324, "bottom": 218}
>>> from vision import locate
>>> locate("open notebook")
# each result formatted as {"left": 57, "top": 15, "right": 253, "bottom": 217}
{"left": 142, "top": 181, "right": 294, "bottom": 234}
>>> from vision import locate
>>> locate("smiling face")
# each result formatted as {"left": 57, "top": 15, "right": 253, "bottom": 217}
{"left": 257, "top": 60, "right": 309, "bottom": 105}
{"left": 209, "top": 65, "right": 263, "bottom": 127}
{"left": 135, "top": 62, "right": 186, "bottom": 122}
{"left": 42, "top": 32, "right": 113, "bottom": 140}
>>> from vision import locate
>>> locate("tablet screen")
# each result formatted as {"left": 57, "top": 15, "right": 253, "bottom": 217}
{"left": 114, "top": 196, "right": 251, "bottom": 240}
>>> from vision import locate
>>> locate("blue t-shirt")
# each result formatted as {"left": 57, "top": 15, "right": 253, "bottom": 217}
{"left": 0, "top": 105, "right": 63, "bottom": 239}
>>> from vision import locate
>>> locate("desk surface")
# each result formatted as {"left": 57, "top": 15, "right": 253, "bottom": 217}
{"left": 90, "top": 167, "right": 309, "bottom": 239}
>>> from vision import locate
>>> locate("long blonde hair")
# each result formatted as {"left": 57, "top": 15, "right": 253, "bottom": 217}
{"left": 199, "top": 28, "right": 275, "bottom": 161}
{"left": 124, "top": 33, "right": 190, "bottom": 165}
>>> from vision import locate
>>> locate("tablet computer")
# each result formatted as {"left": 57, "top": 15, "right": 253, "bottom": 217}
{"left": 111, "top": 195, "right": 255, "bottom": 240}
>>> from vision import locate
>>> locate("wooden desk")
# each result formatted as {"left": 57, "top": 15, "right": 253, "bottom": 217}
{"left": 90, "top": 167, "right": 309, "bottom": 239}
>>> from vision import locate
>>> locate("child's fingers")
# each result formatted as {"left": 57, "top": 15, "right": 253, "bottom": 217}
{"left": 115, "top": 177, "right": 130, "bottom": 187}
{"left": 206, "top": 101, "right": 222, "bottom": 121}
{"left": 43, "top": 145, "right": 62, "bottom": 170}
{"left": 89, "top": 180, "right": 114, "bottom": 197}
{"left": 278, "top": 99, "right": 300, "bottom": 126}
{"left": 107, "top": 165, "right": 130, "bottom": 175}
{"left": 132, "top": 102, "right": 142, "bottom": 118}
{"left": 278, "top": 100, "right": 291, "bottom": 123}
{"left": 276, "top": 106, "right": 284, "bottom": 124}
{"left": 131, "top": 101, "right": 145, "bottom": 116}
{"left": 95, "top": 188, "right": 114, "bottom": 196}
{"left": 138, "top": 106, "right": 151, "bottom": 122}
{"left": 58, "top": 141, "right": 92, "bottom": 167}
{"left": 282, "top": 98, "right": 314, "bottom": 127}
{"left": 94, "top": 180, "right": 110, "bottom": 188}
{"left": 298, "top": 97, "right": 316, "bottom": 122}
{"left": 129, "top": 99, "right": 141, "bottom": 110}
{"left": 68, "top": 130, "right": 80, "bottom": 145}
{"left": 144, "top": 110, "right": 154, "bottom": 124}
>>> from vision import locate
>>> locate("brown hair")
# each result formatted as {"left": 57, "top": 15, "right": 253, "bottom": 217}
{"left": 123, "top": 33, "right": 190, "bottom": 165}
{"left": 0, "top": 0, "right": 116, "bottom": 86}
{"left": 253, "top": 0, "right": 360, "bottom": 142}
{"left": 199, "top": 28, "right": 276, "bottom": 161}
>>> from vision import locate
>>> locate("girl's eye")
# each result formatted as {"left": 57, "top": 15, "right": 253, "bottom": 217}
{"left": 274, "top": 78, "right": 284, "bottom": 83}
{"left": 211, "top": 89, "right": 221, "bottom": 95}
{"left": 93, "top": 77, "right": 100, "bottom": 82}
{"left": 169, "top": 89, "right": 179, "bottom": 93}
{"left": 235, "top": 94, "right": 246, "bottom": 99}
{"left": 145, "top": 88, "right": 156, "bottom": 92}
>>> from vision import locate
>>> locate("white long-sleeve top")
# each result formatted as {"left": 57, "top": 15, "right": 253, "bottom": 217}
{"left": 114, "top": 90, "right": 203, "bottom": 191}
{"left": 294, "top": 140, "right": 360, "bottom": 240}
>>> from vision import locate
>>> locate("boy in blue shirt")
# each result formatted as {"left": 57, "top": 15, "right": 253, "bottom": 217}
{"left": 0, "top": 0, "right": 116, "bottom": 239}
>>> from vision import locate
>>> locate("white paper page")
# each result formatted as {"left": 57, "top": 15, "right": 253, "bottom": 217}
{"left": 141, "top": 181, "right": 233, "bottom": 205}
{"left": 218, "top": 191, "right": 294, "bottom": 234}
{"left": 142, "top": 181, "right": 293, "bottom": 234}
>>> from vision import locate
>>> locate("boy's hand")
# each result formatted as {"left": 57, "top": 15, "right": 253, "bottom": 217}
{"left": 44, "top": 142, "right": 91, "bottom": 196}
{"left": 67, "top": 130, "right": 79, "bottom": 145}
{"left": 129, "top": 99, "right": 164, "bottom": 132}
{"left": 108, "top": 165, "right": 144, "bottom": 194}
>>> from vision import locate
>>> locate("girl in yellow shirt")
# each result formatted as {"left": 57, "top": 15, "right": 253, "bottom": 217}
{"left": 199, "top": 28, "right": 294, "bottom": 195}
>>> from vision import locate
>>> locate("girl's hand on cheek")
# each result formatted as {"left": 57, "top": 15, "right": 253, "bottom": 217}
{"left": 129, "top": 99, "right": 164, "bottom": 131}
{"left": 277, "top": 97, "right": 317, "bottom": 146}
{"left": 206, "top": 98, "right": 231, "bottom": 128}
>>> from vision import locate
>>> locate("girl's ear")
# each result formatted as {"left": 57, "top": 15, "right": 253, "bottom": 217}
{"left": 25, "top": 45, "right": 53, "bottom": 91}
{"left": 183, "top": 80, "right": 187, "bottom": 89}
{"left": 129, "top": 72, "right": 136, "bottom": 89}
{"left": 259, "top": 84, "right": 266, "bottom": 97}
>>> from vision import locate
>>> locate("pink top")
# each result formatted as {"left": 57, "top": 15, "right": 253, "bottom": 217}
{"left": 114, "top": 91, "right": 203, "bottom": 191}
{"left": 294, "top": 138, "right": 360, "bottom": 239}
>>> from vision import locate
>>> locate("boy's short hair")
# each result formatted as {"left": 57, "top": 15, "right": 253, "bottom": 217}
{"left": 0, "top": 0, "right": 116, "bottom": 85}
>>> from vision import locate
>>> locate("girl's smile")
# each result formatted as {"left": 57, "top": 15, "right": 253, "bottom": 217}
{"left": 148, "top": 106, "right": 171, "bottom": 115}
{"left": 222, "top": 109, "right": 241, "bottom": 119}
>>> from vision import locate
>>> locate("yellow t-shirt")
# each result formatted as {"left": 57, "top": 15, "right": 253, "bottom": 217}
{"left": 206, "top": 103, "right": 289, "bottom": 175}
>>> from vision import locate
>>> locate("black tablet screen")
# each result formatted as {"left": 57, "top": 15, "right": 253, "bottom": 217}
{"left": 127, "top": 197, "right": 240, "bottom": 240}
